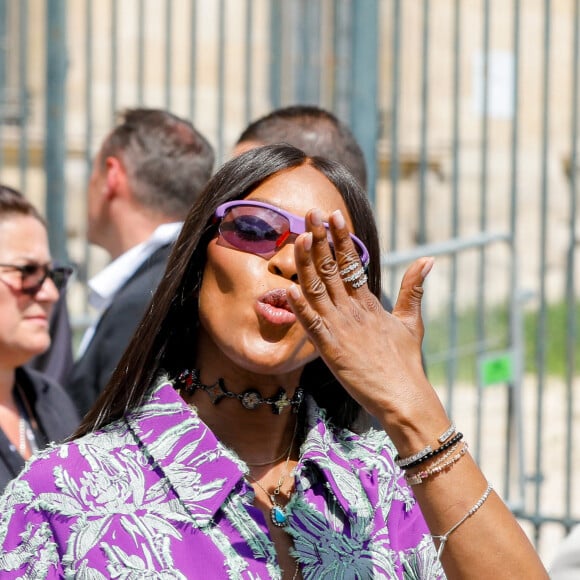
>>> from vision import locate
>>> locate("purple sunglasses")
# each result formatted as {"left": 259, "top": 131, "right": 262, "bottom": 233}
{"left": 214, "top": 200, "right": 370, "bottom": 267}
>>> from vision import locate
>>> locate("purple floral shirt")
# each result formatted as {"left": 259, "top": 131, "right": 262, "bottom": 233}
{"left": 0, "top": 380, "right": 444, "bottom": 579}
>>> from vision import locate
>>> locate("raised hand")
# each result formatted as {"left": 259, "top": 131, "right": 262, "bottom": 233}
{"left": 287, "top": 208, "right": 445, "bottom": 448}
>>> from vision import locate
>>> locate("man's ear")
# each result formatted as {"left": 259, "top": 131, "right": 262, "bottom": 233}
{"left": 104, "top": 156, "right": 127, "bottom": 199}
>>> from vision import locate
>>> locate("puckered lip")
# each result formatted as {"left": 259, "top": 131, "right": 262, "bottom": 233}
{"left": 255, "top": 288, "right": 296, "bottom": 326}
{"left": 258, "top": 288, "right": 292, "bottom": 311}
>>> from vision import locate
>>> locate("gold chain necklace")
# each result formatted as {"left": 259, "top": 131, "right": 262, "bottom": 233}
{"left": 245, "top": 421, "right": 298, "bottom": 528}
{"left": 245, "top": 437, "right": 294, "bottom": 467}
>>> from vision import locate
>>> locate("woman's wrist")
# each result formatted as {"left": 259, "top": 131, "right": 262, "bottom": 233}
{"left": 373, "top": 384, "right": 452, "bottom": 458}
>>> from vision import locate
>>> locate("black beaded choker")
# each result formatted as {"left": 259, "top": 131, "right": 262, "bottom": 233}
{"left": 175, "top": 369, "right": 304, "bottom": 415}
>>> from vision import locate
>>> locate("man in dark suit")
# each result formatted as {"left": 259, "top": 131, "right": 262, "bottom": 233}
{"left": 67, "top": 109, "right": 214, "bottom": 416}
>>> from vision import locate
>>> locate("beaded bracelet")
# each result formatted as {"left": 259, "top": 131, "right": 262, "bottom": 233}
{"left": 423, "top": 440, "right": 461, "bottom": 469}
{"left": 405, "top": 442, "right": 467, "bottom": 486}
{"left": 406, "top": 438, "right": 464, "bottom": 480}
{"left": 398, "top": 432, "right": 464, "bottom": 471}
{"left": 405, "top": 442, "right": 469, "bottom": 485}
{"left": 432, "top": 482, "right": 494, "bottom": 558}
{"left": 394, "top": 422, "right": 456, "bottom": 468}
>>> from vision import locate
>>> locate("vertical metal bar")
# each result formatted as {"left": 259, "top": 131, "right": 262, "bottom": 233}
{"left": 293, "top": 0, "right": 304, "bottom": 103}
{"left": 389, "top": 0, "right": 401, "bottom": 262}
{"left": 216, "top": 0, "right": 226, "bottom": 163}
{"left": 533, "top": 0, "right": 552, "bottom": 546}
{"left": 349, "top": 0, "right": 379, "bottom": 205}
{"left": 474, "top": 0, "right": 491, "bottom": 464}
{"left": 0, "top": 0, "right": 7, "bottom": 174}
{"left": 333, "top": 0, "right": 352, "bottom": 123}
{"left": 137, "top": 0, "right": 145, "bottom": 105}
{"left": 45, "top": 0, "right": 68, "bottom": 262}
{"left": 110, "top": 0, "right": 118, "bottom": 123}
{"left": 84, "top": 0, "right": 93, "bottom": 162}
{"left": 298, "top": 0, "right": 321, "bottom": 103}
{"left": 83, "top": 0, "right": 94, "bottom": 303}
{"left": 164, "top": 0, "right": 173, "bottom": 109}
{"left": 189, "top": 0, "right": 197, "bottom": 120}
{"left": 308, "top": 0, "right": 322, "bottom": 104}
{"left": 506, "top": 0, "right": 525, "bottom": 509}
{"left": 447, "top": 0, "right": 462, "bottom": 417}
{"left": 417, "top": 0, "right": 430, "bottom": 244}
{"left": 0, "top": 0, "right": 6, "bottom": 92}
{"left": 18, "top": 0, "right": 29, "bottom": 192}
{"left": 563, "top": 0, "right": 579, "bottom": 536}
{"left": 269, "top": 0, "right": 282, "bottom": 109}
{"left": 417, "top": 0, "right": 432, "bottom": 402}
{"left": 243, "top": 0, "right": 254, "bottom": 124}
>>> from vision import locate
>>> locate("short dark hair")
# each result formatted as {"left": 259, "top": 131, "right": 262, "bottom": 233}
{"left": 100, "top": 108, "right": 215, "bottom": 219}
{"left": 0, "top": 184, "right": 44, "bottom": 224}
{"left": 236, "top": 105, "right": 368, "bottom": 189}
{"left": 76, "top": 144, "right": 381, "bottom": 437}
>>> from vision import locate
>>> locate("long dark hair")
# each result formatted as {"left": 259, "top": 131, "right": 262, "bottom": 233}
{"left": 75, "top": 144, "right": 382, "bottom": 436}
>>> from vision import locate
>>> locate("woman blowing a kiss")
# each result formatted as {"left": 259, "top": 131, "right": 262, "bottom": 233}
{"left": 0, "top": 145, "right": 546, "bottom": 579}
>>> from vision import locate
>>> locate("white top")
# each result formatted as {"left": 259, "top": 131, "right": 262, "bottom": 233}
{"left": 76, "top": 222, "right": 182, "bottom": 357}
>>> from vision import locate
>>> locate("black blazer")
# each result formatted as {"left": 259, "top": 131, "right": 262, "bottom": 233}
{"left": 0, "top": 367, "right": 80, "bottom": 493}
{"left": 66, "top": 244, "right": 172, "bottom": 416}
{"left": 27, "top": 293, "right": 74, "bottom": 385}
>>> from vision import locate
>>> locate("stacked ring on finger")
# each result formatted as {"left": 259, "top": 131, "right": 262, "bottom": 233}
{"left": 339, "top": 261, "right": 368, "bottom": 289}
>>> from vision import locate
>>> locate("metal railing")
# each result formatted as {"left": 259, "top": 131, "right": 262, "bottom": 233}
{"left": 0, "top": 0, "right": 578, "bottom": 565}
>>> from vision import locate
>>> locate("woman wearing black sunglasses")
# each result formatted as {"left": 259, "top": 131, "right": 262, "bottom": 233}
{"left": 0, "top": 147, "right": 546, "bottom": 578}
{"left": 0, "top": 185, "right": 79, "bottom": 493}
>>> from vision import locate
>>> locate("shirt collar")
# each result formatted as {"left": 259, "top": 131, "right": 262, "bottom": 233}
{"left": 125, "top": 379, "right": 246, "bottom": 528}
{"left": 88, "top": 222, "right": 182, "bottom": 311}
{"left": 296, "top": 396, "right": 381, "bottom": 520}
{"left": 124, "top": 379, "right": 381, "bottom": 527}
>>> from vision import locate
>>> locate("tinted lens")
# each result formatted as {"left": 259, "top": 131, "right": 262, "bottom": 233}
{"left": 20, "top": 265, "right": 47, "bottom": 292}
{"left": 216, "top": 201, "right": 369, "bottom": 267}
{"left": 220, "top": 206, "right": 289, "bottom": 255}
{"left": 21, "top": 265, "right": 72, "bottom": 294}
{"left": 49, "top": 266, "right": 73, "bottom": 291}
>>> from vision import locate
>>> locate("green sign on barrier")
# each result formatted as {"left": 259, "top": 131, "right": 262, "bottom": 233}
{"left": 480, "top": 351, "right": 515, "bottom": 386}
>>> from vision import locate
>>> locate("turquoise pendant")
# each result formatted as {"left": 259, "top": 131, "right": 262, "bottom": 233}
{"left": 271, "top": 503, "right": 287, "bottom": 527}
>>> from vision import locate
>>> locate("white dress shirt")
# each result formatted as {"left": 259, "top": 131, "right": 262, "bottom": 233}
{"left": 77, "top": 222, "right": 182, "bottom": 357}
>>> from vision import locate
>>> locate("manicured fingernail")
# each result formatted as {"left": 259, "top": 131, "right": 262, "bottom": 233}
{"left": 421, "top": 257, "right": 435, "bottom": 280}
{"left": 331, "top": 210, "right": 346, "bottom": 229}
{"left": 310, "top": 209, "right": 323, "bottom": 226}
{"left": 288, "top": 284, "right": 301, "bottom": 300}
{"left": 303, "top": 232, "right": 313, "bottom": 251}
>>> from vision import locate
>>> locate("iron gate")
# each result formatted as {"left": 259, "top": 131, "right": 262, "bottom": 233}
{"left": 1, "top": 0, "right": 578, "bottom": 566}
